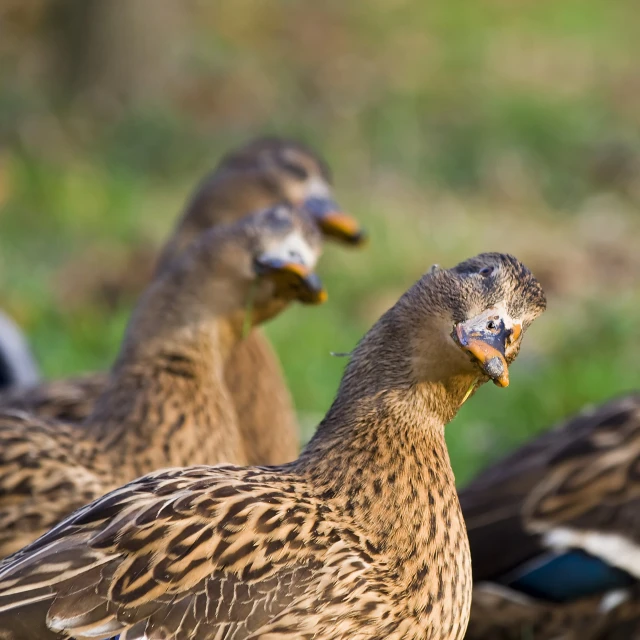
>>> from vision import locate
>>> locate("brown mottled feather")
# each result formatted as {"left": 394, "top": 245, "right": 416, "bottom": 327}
{"left": 462, "top": 393, "right": 640, "bottom": 638}
{"left": 0, "top": 253, "right": 546, "bottom": 640}
{"left": 0, "top": 205, "right": 323, "bottom": 560}
{"left": 0, "top": 339, "right": 299, "bottom": 467}
{"left": 524, "top": 394, "right": 640, "bottom": 544}
{"left": 466, "top": 583, "right": 622, "bottom": 640}
{"left": 224, "top": 335, "right": 298, "bottom": 465}
{"left": 0, "top": 374, "right": 107, "bottom": 423}
{"left": 0, "top": 410, "right": 115, "bottom": 558}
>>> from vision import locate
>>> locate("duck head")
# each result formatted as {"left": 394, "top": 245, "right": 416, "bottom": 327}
{"left": 218, "top": 137, "right": 367, "bottom": 247}
{"left": 121, "top": 204, "right": 326, "bottom": 352}
{"left": 403, "top": 253, "right": 546, "bottom": 395}
{"left": 196, "top": 202, "right": 327, "bottom": 331}
{"left": 249, "top": 204, "right": 327, "bottom": 307}
{"left": 448, "top": 253, "right": 546, "bottom": 388}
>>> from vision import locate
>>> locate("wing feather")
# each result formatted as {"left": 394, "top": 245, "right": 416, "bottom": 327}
{"left": 461, "top": 393, "right": 640, "bottom": 581}
{"left": 0, "top": 464, "right": 371, "bottom": 639}
{"left": 0, "top": 411, "right": 113, "bottom": 559}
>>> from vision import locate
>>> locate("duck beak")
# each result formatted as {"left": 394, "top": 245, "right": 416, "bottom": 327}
{"left": 254, "top": 256, "right": 328, "bottom": 305}
{"left": 303, "top": 197, "right": 367, "bottom": 246}
{"left": 453, "top": 308, "right": 521, "bottom": 388}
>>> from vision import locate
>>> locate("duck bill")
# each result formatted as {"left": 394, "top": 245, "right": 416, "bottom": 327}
{"left": 303, "top": 197, "right": 367, "bottom": 246}
{"left": 453, "top": 308, "right": 514, "bottom": 388}
{"left": 254, "top": 256, "right": 328, "bottom": 305}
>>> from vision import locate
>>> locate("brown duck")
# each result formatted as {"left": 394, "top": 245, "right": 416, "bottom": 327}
{"left": 0, "top": 253, "right": 546, "bottom": 640}
{"left": 462, "top": 392, "right": 640, "bottom": 639}
{"left": 0, "top": 137, "right": 365, "bottom": 465}
{"left": 0, "top": 204, "right": 326, "bottom": 559}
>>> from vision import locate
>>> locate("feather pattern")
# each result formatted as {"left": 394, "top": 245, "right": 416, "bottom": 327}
{"left": 466, "top": 582, "right": 628, "bottom": 640}
{"left": 0, "top": 253, "right": 546, "bottom": 640}
{"left": 0, "top": 206, "right": 324, "bottom": 560}
{"left": 462, "top": 393, "right": 640, "bottom": 639}
{"left": 0, "top": 374, "right": 107, "bottom": 423}
{"left": 0, "top": 466, "right": 378, "bottom": 639}
{"left": 0, "top": 138, "right": 362, "bottom": 468}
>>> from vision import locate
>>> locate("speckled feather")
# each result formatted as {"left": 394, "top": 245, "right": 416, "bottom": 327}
{"left": 0, "top": 253, "right": 545, "bottom": 640}
{"left": 0, "top": 138, "right": 348, "bottom": 467}
{"left": 0, "top": 206, "right": 324, "bottom": 560}
{"left": 462, "top": 393, "right": 640, "bottom": 639}
{"left": 466, "top": 583, "right": 621, "bottom": 640}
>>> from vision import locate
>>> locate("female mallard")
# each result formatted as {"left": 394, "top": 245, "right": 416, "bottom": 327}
{"left": 0, "top": 137, "right": 365, "bottom": 465}
{"left": 0, "top": 204, "right": 326, "bottom": 559}
{"left": 0, "top": 253, "right": 545, "bottom": 640}
{"left": 462, "top": 392, "right": 640, "bottom": 639}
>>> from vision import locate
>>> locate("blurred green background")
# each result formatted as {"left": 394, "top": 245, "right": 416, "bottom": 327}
{"left": 1, "top": 0, "right": 639, "bottom": 485}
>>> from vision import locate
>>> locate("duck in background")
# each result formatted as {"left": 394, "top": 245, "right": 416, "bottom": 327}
{"left": 0, "top": 311, "right": 39, "bottom": 391}
{"left": 0, "top": 253, "right": 545, "bottom": 640}
{"left": 0, "top": 204, "right": 326, "bottom": 559}
{"left": 462, "top": 392, "right": 640, "bottom": 639}
{"left": 0, "top": 137, "right": 366, "bottom": 465}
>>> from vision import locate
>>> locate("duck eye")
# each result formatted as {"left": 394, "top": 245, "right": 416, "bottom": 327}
{"left": 280, "top": 160, "right": 309, "bottom": 180}
{"left": 479, "top": 266, "right": 493, "bottom": 277}
{"left": 486, "top": 320, "right": 497, "bottom": 331}
{"left": 266, "top": 206, "right": 292, "bottom": 227}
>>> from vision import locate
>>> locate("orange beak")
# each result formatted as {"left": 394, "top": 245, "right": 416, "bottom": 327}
{"left": 254, "top": 256, "right": 327, "bottom": 305}
{"left": 452, "top": 308, "right": 519, "bottom": 388}
{"left": 303, "top": 197, "right": 367, "bottom": 246}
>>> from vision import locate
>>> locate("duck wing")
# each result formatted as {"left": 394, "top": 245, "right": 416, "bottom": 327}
{"left": 461, "top": 393, "right": 640, "bottom": 583}
{"left": 0, "top": 411, "right": 110, "bottom": 559}
{"left": 0, "top": 373, "right": 107, "bottom": 423}
{"left": 0, "top": 465, "right": 375, "bottom": 640}
{"left": 523, "top": 394, "right": 640, "bottom": 579}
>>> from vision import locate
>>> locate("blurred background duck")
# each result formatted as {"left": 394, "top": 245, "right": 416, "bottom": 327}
{"left": 0, "top": 204, "right": 326, "bottom": 559}
{"left": 462, "top": 392, "right": 640, "bottom": 639}
{"left": 0, "top": 253, "right": 545, "bottom": 640}
{"left": 0, "top": 311, "right": 40, "bottom": 391}
{"left": 0, "top": 137, "right": 366, "bottom": 465}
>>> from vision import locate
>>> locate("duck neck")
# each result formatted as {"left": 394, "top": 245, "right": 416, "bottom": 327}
{"left": 296, "top": 298, "right": 476, "bottom": 600}
{"left": 85, "top": 255, "right": 252, "bottom": 475}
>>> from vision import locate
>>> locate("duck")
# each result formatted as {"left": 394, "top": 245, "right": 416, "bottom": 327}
{"left": 461, "top": 392, "right": 640, "bottom": 639}
{"left": 0, "top": 137, "right": 366, "bottom": 465}
{"left": 0, "top": 203, "right": 327, "bottom": 560}
{"left": 0, "top": 311, "right": 40, "bottom": 391}
{"left": 167, "top": 136, "right": 366, "bottom": 262}
{"left": 0, "top": 252, "right": 546, "bottom": 640}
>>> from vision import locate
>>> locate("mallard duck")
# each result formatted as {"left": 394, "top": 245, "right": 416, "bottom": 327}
{"left": 159, "top": 137, "right": 365, "bottom": 465}
{"left": 0, "top": 203, "right": 327, "bottom": 559}
{"left": 164, "top": 136, "right": 366, "bottom": 265}
{"left": 0, "top": 137, "right": 366, "bottom": 465}
{"left": 0, "top": 253, "right": 546, "bottom": 640}
{"left": 0, "top": 311, "right": 39, "bottom": 390}
{"left": 462, "top": 392, "right": 640, "bottom": 639}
